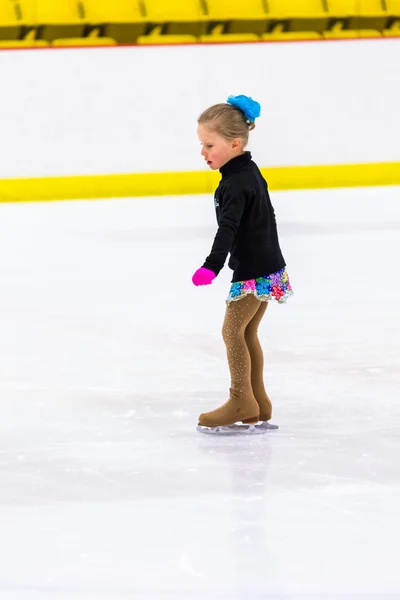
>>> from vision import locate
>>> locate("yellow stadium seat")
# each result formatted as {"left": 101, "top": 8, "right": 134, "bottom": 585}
{"left": 85, "top": 0, "right": 143, "bottom": 22}
{"left": 0, "top": 0, "right": 23, "bottom": 39}
{"left": 35, "top": 0, "right": 86, "bottom": 24}
{"left": 358, "top": 0, "right": 386, "bottom": 16}
{"left": 324, "top": 29, "right": 381, "bottom": 37}
{"left": 262, "top": 31, "right": 321, "bottom": 40}
{"left": 35, "top": 0, "right": 86, "bottom": 40}
{"left": 266, "top": 0, "right": 328, "bottom": 32}
{"left": 144, "top": 0, "right": 205, "bottom": 22}
{"left": 17, "top": 0, "right": 35, "bottom": 24}
{"left": 200, "top": 33, "right": 260, "bottom": 42}
{"left": 383, "top": 25, "right": 400, "bottom": 35}
{"left": 137, "top": 33, "right": 198, "bottom": 44}
{"left": 385, "top": 0, "right": 400, "bottom": 17}
{"left": 267, "top": 0, "right": 326, "bottom": 19}
{"left": 84, "top": 0, "right": 145, "bottom": 43}
{"left": 144, "top": 0, "right": 207, "bottom": 35}
{"left": 323, "top": 22, "right": 381, "bottom": 37}
{"left": 326, "top": 0, "right": 384, "bottom": 17}
{"left": 326, "top": 0, "right": 387, "bottom": 30}
{"left": 52, "top": 36, "right": 117, "bottom": 46}
{"left": 206, "top": 0, "right": 266, "bottom": 20}
{"left": 383, "top": 2, "right": 400, "bottom": 32}
{"left": 206, "top": 0, "right": 268, "bottom": 34}
{"left": 387, "top": 0, "right": 400, "bottom": 13}
{"left": 0, "top": 39, "right": 49, "bottom": 47}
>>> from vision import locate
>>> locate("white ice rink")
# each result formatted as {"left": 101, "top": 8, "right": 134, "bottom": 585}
{"left": 0, "top": 186, "right": 399, "bottom": 600}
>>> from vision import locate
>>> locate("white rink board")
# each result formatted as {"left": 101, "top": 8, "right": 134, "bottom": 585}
{"left": 0, "top": 40, "right": 399, "bottom": 178}
{"left": 0, "top": 187, "right": 399, "bottom": 599}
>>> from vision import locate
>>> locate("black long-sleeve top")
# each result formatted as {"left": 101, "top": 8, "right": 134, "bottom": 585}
{"left": 202, "top": 152, "right": 286, "bottom": 283}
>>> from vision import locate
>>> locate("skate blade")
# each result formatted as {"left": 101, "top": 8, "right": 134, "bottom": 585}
{"left": 196, "top": 422, "right": 278, "bottom": 435}
{"left": 254, "top": 421, "right": 279, "bottom": 431}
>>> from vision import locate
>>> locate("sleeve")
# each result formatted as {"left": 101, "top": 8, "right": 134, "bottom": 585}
{"left": 202, "top": 185, "right": 248, "bottom": 276}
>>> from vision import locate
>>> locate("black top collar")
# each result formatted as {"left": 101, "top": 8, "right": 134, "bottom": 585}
{"left": 220, "top": 151, "right": 252, "bottom": 177}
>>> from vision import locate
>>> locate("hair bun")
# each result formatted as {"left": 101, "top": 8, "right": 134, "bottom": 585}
{"left": 227, "top": 95, "right": 261, "bottom": 123}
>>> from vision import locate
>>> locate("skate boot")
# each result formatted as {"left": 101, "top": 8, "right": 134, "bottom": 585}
{"left": 241, "top": 394, "right": 278, "bottom": 431}
{"left": 197, "top": 389, "right": 262, "bottom": 435}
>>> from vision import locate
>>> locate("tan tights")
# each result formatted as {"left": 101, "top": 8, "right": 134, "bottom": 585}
{"left": 198, "top": 295, "right": 272, "bottom": 428}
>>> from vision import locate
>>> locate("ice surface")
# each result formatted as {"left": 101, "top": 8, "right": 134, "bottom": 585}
{"left": 0, "top": 187, "right": 399, "bottom": 600}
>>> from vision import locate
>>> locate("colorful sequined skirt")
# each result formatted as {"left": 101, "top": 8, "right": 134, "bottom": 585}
{"left": 226, "top": 267, "right": 293, "bottom": 305}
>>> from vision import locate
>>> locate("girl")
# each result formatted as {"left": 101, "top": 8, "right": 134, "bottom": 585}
{"left": 192, "top": 95, "right": 293, "bottom": 433}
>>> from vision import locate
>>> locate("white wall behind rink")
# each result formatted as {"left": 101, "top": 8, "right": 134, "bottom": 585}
{"left": 0, "top": 39, "right": 399, "bottom": 179}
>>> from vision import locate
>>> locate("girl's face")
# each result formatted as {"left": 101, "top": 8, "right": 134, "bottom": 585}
{"left": 197, "top": 124, "right": 243, "bottom": 170}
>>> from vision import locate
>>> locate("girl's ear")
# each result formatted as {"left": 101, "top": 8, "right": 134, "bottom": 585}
{"left": 231, "top": 138, "right": 242, "bottom": 150}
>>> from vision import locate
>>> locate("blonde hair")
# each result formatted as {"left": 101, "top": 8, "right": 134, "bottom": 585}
{"left": 198, "top": 103, "right": 255, "bottom": 147}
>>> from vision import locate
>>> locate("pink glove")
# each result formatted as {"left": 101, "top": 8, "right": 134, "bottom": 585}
{"left": 192, "top": 267, "right": 216, "bottom": 286}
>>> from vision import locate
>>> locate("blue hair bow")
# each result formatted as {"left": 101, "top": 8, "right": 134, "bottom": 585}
{"left": 227, "top": 95, "right": 261, "bottom": 123}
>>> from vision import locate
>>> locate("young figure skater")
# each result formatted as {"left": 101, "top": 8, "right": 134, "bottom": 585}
{"left": 192, "top": 95, "right": 293, "bottom": 433}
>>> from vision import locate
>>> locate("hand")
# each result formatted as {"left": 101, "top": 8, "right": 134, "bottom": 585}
{"left": 192, "top": 267, "right": 216, "bottom": 286}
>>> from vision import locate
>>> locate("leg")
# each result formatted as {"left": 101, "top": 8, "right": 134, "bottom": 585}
{"left": 243, "top": 302, "right": 272, "bottom": 422}
{"left": 198, "top": 295, "right": 261, "bottom": 428}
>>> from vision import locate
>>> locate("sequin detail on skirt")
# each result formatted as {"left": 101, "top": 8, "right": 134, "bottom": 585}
{"left": 226, "top": 267, "right": 293, "bottom": 305}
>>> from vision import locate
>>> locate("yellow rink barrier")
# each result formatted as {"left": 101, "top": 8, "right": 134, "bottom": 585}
{"left": 0, "top": 161, "right": 399, "bottom": 202}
